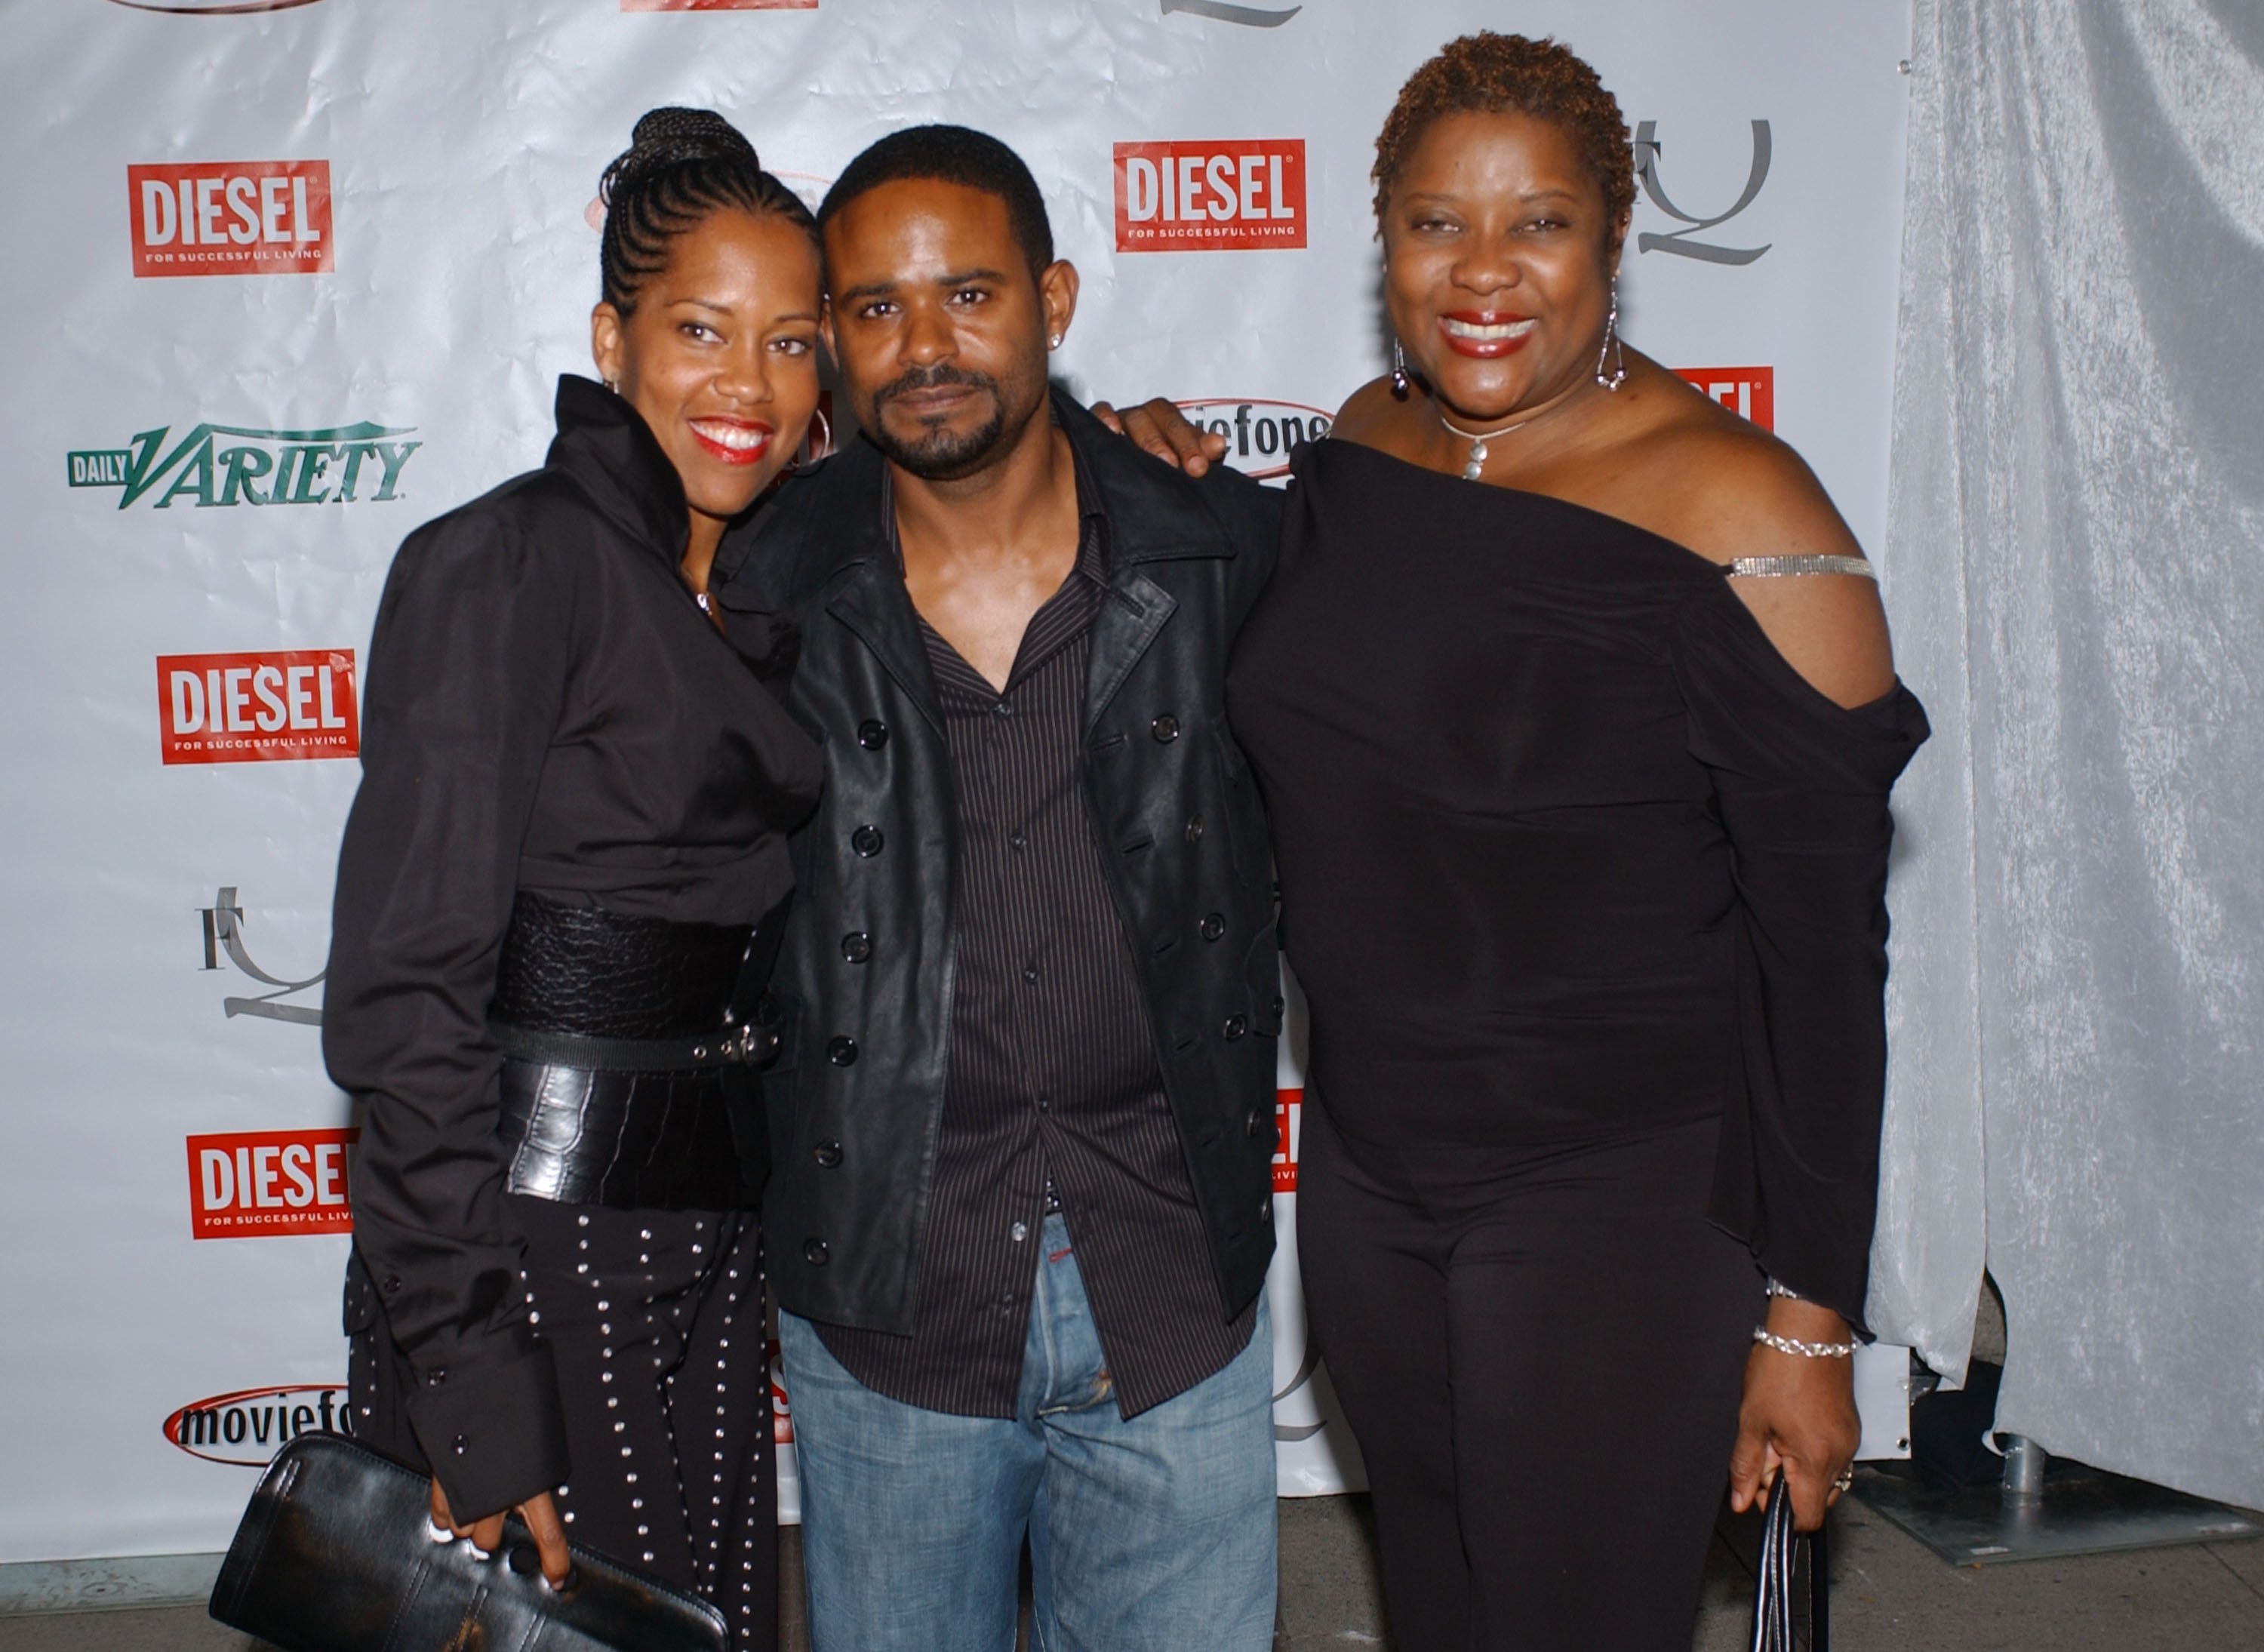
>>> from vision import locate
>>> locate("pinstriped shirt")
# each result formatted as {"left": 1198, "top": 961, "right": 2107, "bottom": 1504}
{"left": 812, "top": 460, "right": 1256, "bottom": 1418}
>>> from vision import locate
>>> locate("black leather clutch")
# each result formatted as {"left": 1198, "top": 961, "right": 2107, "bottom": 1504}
{"left": 209, "top": 1432, "right": 727, "bottom": 1652}
{"left": 1749, "top": 1475, "right": 1829, "bottom": 1652}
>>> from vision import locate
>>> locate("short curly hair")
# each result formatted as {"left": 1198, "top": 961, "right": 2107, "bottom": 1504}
{"left": 1373, "top": 33, "right": 1634, "bottom": 241}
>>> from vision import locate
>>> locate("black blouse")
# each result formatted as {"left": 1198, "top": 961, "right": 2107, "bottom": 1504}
{"left": 1225, "top": 439, "right": 1927, "bottom": 1327}
{"left": 323, "top": 376, "right": 821, "bottom": 1497}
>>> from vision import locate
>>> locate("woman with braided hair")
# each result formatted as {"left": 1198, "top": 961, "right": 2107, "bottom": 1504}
{"left": 323, "top": 107, "right": 824, "bottom": 1647}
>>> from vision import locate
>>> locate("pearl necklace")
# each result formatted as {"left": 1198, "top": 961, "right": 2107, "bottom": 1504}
{"left": 1437, "top": 411, "right": 1540, "bottom": 481}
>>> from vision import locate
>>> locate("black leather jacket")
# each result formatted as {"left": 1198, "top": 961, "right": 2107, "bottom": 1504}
{"left": 712, "top": 396, "right": 1284, "bottom": 1334}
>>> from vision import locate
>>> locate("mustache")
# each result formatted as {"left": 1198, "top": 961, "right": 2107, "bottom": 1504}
{"left": 871, "top": 363, "right": 998, "bottom": 410}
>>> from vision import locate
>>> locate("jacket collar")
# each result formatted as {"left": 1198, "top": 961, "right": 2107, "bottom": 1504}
{"left": 543, "top": 374, "right": 690, "bottom": 566}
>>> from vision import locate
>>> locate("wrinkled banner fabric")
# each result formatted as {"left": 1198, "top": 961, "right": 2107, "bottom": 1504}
{"left": 1882, "top": 0, "right": 2264, "bottom": 1511}
{"left": 0, "top": 0, "right": 1918, "bottom": 1561}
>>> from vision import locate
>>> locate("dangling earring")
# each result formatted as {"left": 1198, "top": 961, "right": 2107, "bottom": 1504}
{"left": 1595, "top": 278, "right": 1626, "bottom": 392}
{"left": 604, "top": 377, "right": 620, "bottom": 395}
{"left": 1390, "top": 340, "right": 1410, "bottom": 397}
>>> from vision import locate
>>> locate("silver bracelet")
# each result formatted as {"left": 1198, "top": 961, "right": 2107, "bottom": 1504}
{"left": 1753, "top": 1326, "right": 1859, "bottom": 1359}
{"left": 1764, "top": 1277, "right": 1802, "bottom": 1301}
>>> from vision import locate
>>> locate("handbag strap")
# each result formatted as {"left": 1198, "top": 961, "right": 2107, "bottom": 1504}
{"left": 1749, "top": 1477, "right": 1829, "bottom": 1652}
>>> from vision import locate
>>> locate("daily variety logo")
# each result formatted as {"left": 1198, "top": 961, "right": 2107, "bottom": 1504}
{"left": 1172, "top": 398, "right": 1332, "bottom": 481}
{"left": 1674, "top": 367, "right": 1774, "bottom": 429}
{"left": 128, "top": 160, "right": 331, "bottom": 277}
{"left": 1160, "top": 0, "right": 1300, "bottom": 23}
{"left": 1114, "top": 140, "right": 1306, "bottom": 252}
{"left": 1272, "top": 1088, "right": 1300, "bottom": 1194}
{"left": 69, "top": 420, "right": 418, "bottom": 509}
{"left": 1633, "top": 121, "right": 1771, "bottom": 265}
{"left": 198, "top": 886, "right": 327, "bottom": 1026}
{"left": 163, "top": 1383, "right": 352, "bottom": 1468}
{"left": 159, "top": 651, "right": 358, "bottom": 767}
{"left": 188, "top": 1127, "right": 357, "bottom": 1238}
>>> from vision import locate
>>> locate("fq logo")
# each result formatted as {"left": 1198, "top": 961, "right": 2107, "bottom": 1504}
{"left": 158, "top": 650, "right": 358, "bottom": 765}
{"left": 187, "top": 1127, "right": 357, "bottom": 1238}
{"left": 1673, "top": 367, "right": 1774, "bottom": 430}
{"left": 164, "top": 1384, "right": 351, "bottom": 1468}
{"left": 69, "top": 421, "right": 418, "bottom": 509}
{"left": 128, "top": 161, "right": 331, "bottom": 277}
{"left": 1174, "top": 399, "right": 1331, "bottom": 481}
{"left": 1114, "top": 140, "right": 1305, "bottom": 251}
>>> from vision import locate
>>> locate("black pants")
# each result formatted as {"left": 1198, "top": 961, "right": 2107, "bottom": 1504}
{"left": 1298, "top": 1100, "right": 1759, "bottom": 1652}
{"left": 349, "top": 1198, "right": 777, "bottom": 1652}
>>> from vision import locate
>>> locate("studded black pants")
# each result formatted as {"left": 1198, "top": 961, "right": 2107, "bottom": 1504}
{"left": 349, "top": 1197, "right": 777, "bottom": 1651}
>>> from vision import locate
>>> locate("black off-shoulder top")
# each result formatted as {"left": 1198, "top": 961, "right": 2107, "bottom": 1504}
{"left": 1226, "top": 438, "right": 1928, "bottom": 1328}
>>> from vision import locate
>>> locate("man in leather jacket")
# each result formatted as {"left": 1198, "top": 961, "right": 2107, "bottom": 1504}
{"left": 712, "top": 126, "right": 1282, "bottom": 1652}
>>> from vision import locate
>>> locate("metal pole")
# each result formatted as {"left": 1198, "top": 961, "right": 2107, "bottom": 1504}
{"left": 2002, "top": 1434, "right": 2047, "bottom": 1499}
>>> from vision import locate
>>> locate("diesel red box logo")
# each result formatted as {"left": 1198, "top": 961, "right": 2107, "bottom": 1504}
{"left": 128, "top": 161, "right": 332, "bottom": 278}
{"left": 1674, "top": 366, "right": 1773, "bottom": 429}
{"left": 157, "top": 649, "right": 358, "bottom": 765}
{"left": 1273, "top": 1087, "right": 1301, "bottom": 1194}
{"left": 1114, "top": 140, "right": 1305, "bottom": 252}
{"left": 188, "top": 1128, "right": 357, "bottom": 1238}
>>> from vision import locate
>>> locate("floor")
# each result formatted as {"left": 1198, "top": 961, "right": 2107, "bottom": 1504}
{"left": 4, "top": 1488, "right": 2260, "bottom": 1651}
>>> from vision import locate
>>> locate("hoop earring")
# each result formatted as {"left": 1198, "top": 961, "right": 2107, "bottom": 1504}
{"left": 804, "top": 403, "right": 834, "bottom": 464}
{"left": 1595, "top": 279, "right": 1627, "bottom": 392}
{"left": 1390, "top": 340, "right": 1410, "bottom": 398}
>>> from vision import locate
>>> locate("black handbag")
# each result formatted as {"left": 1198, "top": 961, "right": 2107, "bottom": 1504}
{"left": 208, "top": 1432, "right": 727, "bottom": 1652}
{"left": 1749, "top": 1475, "right": 1829, "bottom": 1651}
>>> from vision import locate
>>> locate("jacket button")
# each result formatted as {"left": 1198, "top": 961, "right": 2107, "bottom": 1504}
{"left": 1151, "top": 713, "right": 1180, "bottom": 743}
{"left": 453, "top": 1434, "right": 469, "bottom": 1456}
{"left": 814, "top": 1140, "right": 844, "bottom": 1168}
{"left": 1186, "top": 813, "right": 1204, "bottom": 842}
{"left": 1200, "top": 912, "right": 1226, "bottom": 942}
{"left": 1244, "top": 1109, "right": 1262, "bottom": 1137}
{"left": 826, "top": 1036, "right": 858, "bottom": 1066}
{"left": 426, "top": 1367, "right": 448, "bottom": 1386}
{"left": 857, "top": 719, "right": 890, "bottom": 750}
{"left": 851, "top": 825, "right": 884, "bottom": 857}
{"left": 1223, "top": 1014, "right": 1249, "bottom": 1041}
{"left": 382, "top": 1275, "right": 403, "bottom": 1295}
{"left": 803, "top": 1238, "right": 829, "bottom": 1266}
{"left": 841, "top": 931, "right": 872, "bottom": 964}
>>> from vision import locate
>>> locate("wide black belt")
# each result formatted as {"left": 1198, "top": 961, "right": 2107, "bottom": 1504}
{"left": 488, "top": 892, "right": 791, "bottom": 1211}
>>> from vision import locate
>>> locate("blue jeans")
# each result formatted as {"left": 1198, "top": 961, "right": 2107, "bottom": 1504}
{"left": 779, "top": 1213, "right": 1276, "bottom": 1652}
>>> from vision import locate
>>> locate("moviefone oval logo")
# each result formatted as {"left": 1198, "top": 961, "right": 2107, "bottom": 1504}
{"left": 164, "top": 1384, "right": 351, "bottom": 1468}
{"left": 1115, "top": 140, "right": 1305, "bottom": 251}
{"left": 129, "top": 160, "right": 331, "bottom": 277}
{"left": 1174, "top": 398, "right": 1331, "bottom": 481}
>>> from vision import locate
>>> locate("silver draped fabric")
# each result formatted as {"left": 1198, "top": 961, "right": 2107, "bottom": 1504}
{"left": 1875, "top": 0, "right": 2264, "bottom": 1508}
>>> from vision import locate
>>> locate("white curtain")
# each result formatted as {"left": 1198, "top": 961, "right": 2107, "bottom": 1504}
{"left": 1873, "top": 0, "right": 2264, "bottom": 1509}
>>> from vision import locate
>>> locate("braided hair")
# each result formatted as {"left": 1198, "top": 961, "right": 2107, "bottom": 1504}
{"left": 598, "top": 106, "right": 818, "bottom": 315}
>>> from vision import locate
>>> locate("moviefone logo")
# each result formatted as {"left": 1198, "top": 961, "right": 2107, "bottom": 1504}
{"left": 1114, "top": 140, "right": 1305, "bottom": 251}
{"left": 158, "top": 650, "right": 358, "bottom": 765}
{"left": 129, "top": 161, "right": 331, "bottom": 277}
{"left": 1673, "top": 367, "right": 1774, "bottom": 429}
{"left": 69, "top": 421, "right": 417, "bottom": 509}
{"left": 189, "top": 1127, "right": 356, "bottom": 1238}
{"left": 1174, "top": 398, "right": 1331, "bottom": 482}
{"left": 164, "top": 1384, "right": 351, "bottom": 1469}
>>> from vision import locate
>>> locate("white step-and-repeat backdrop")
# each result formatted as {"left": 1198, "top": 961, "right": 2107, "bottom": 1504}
{"left": 0, "top": 0, "right": 1915, "bottom": 1562}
